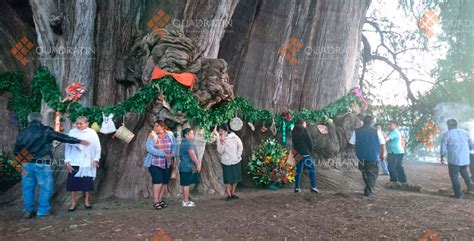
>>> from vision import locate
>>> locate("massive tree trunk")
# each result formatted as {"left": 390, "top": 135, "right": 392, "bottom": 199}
{"left": 1, "top": 0, "right": 371, "bottom": 203}
{"left": 218, "top": 0, "right": 370, "bottom": 187}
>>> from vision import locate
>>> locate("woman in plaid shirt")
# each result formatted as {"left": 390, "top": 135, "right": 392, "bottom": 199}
{"left": 146, "top": 121, "right": 176, "bottom": 209}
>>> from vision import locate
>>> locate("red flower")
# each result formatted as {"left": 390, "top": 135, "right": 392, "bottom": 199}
{"left": 283, "top": 113, "right": 292, "bottom": 121}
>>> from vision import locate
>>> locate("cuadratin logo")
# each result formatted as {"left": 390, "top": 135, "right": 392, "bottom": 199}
{"left": 10, "top": 37, "right": 34, "bottom": 66}
{"left": 147, "top": 9, "right": 171, "bottom": 37}
{"left": 151, "top": 229, "right": 172, "bottom": 241}
{"left": 12, "top": 148, "right": 33, "bottom": 176}
{"left": 279, "top": 36, "right": 303, "bottom": 65}
{"left": 417, "top": 10, "right": 439, "bottom": 38}
{"left": 420, "top": 228, "right": 439, "bottom": 241}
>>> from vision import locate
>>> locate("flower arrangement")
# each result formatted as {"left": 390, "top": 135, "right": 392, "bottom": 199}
{"left": 247, "top": 139, "right": 296, "bottom": 187}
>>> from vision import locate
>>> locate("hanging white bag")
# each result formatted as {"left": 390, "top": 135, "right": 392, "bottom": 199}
{"left": 100, "top": 113, "right": 117, "bottom": 134}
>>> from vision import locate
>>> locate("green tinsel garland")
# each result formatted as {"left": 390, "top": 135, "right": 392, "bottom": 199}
{"left": 0, "top": 68, "right": 361, "bottom": 135}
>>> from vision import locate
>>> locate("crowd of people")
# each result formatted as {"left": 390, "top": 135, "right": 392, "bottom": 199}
{"left": 13, "top": 112, "right": 474, "bottom": 219}
{"left": 350, "top": 116, "right": 473, "bottom": 198}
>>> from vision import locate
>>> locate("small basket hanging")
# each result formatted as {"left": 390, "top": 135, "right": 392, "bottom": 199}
{"left": 115, "top": 116, "right": 135, "bottom": 143}
{"left": 116, "top": 125, "right": 135, "bottom": 143}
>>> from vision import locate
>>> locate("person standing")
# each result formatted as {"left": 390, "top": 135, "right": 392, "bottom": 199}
{"left": 292, "top": 118, "right": 319, "bottom": 193}
{"left": 14, "top": 112, "right": 89, "bottom": 219}
{"left": 349, "top": 115, "right": 386, "bottom": 198}
{"left": 144, "top": 121, "right": 175, "bottom": 210}
{"left": 440, "top": 119, "right": 473, "bottom": 199}
{"left": 374, "top": 124, "right": 389, "bottom": 175}
{"left": 153, "top": 121, "right": 176, "bottom": 201}
{"left": 385, "top": 120, "right": 407, "bottom": 187}
{"left": 216, "top": 125, "right": 243, "bottom": 201}
{"left": 65, "top": 116, "right": 101, "bottom": 211}
{"left": 179, "top": 128, "right": 201, "bottom": 207}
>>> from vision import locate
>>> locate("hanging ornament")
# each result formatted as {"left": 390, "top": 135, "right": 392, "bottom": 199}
{"left": 247, "top": 122, "right": 255, "bottom": 131}
{"left": 230, "top": 117, "right": 243, "bottom": 131}
{"left": 100, "top": 113, "right": 117, "bottom": 134}
{"left": 54, "top": 111, "right": 61, "bottom": 132}
{"left": 282, "top": 120, "right": 287, "bottom": 144}
{"left": 323, "top": 115, "right": 333, "bottom": 125}
{"left": 156, "top": 94, "right": 164, "bottom": 103}
{"left": 283, "top": 111, "right": 293, "bottom": 122}
{"left": 317, "top": 124, "right": 329, "bottom": 134}
{"left": 91, "top": 122, "right": 100, "bottom": 132}
{"left": 61, "top": 82, "right": 88, "bottom": 103}
{"left": 270, "top": 118, "right": 277, "bottom": 136}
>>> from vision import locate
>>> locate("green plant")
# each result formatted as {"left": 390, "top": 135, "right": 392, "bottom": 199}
{"left": 247, "top": 139, "right": 296, "bottom": 187}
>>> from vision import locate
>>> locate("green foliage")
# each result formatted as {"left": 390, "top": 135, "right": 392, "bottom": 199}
{"left": 0, "top": 72, "right": 40, "bottom": 124}
{"left": 247, "top": 139, "right": 295, "bottom": 187}
{"left": 434, "top": 0, "right": 474, "bottom": 81}
{"left": 1, "top": 68, "right": 361, "bottom": 139}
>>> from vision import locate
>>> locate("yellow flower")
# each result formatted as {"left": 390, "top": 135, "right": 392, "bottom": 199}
{"left": 288, "top": 175, "right": 295, "bottom": 182}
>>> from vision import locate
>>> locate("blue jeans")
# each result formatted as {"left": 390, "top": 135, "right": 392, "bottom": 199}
{"left": 294, "top": 155, "right": 317, "bottom": 189}
{"left": 22, "top": 163, "right": 53, "bottom": 216}
{"left": 448, "top": 163, "right": 473, "bottom": 198}
{"left": 387, "top": 154, "right": 407, "bottom": 183}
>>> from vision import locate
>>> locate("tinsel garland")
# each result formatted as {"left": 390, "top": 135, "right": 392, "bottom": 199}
{"left": 0, "top": 68, "right": 362, "bottom": 137}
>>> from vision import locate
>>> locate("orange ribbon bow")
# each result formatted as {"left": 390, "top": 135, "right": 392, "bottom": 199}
{"left": 151, "top": 67, "right": 196, "bottom": 89}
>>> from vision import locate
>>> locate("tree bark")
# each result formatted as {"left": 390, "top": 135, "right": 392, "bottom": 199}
{"left": 1, "top": 0, "right": 371, "bottom": 203}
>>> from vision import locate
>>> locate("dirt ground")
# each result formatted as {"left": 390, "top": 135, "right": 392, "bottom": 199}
{"left": 1, "top": 161, "right": 473, "bottom": 240}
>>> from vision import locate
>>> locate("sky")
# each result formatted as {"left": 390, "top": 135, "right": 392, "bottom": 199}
{"left": 363, "top": 0, "right": 447, "bottom": 106}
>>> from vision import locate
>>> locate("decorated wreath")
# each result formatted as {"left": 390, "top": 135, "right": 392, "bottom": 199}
{"left": 247, "top": 139, "right": 296, "bottom": 187}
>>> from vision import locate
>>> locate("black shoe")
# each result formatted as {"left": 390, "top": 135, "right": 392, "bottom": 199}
{"left": 159, "top": 201, "right": 168, "bottom": 208}
{"left": 363, "top": 192, "right": 373, "bottom": 198}
{"left": 226, "top": 196, "right": 233, "bottom": 201}
{"left": 22, "top": 212, "right": 34, "bottom": 219}
{"left": 68, "top": 206, "right": 76, "bottom": 212}
{"left": 153, "top": 202, "right": 164, "bottom": 210}
{"left": 84, "top": 203, "right": 92, "bottom": 209}
{"left": 231, "top": 195, "right": 239, "bottom": 199}
{"left": 310, "top": 187, "right": 320, "bottom": 193}
{"left": 294, "top": 188, "right": 302, "bottom": 193}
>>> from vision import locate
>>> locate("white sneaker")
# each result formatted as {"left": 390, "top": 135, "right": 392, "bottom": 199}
{"left": 182, "top": 201, "right": 196, "bottom": 207}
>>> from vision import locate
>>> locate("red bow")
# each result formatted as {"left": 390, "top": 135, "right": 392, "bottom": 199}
{"left": 151, "top": 67, "right": 196, "bottom": 89}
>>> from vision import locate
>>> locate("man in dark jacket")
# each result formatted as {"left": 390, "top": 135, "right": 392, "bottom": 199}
{"left": 292, "top": 118, "right": 319, "bottom": 193}
{"left": 349, "top": 116, "right": 386, "bottom": 197}
{"left": 14, "top": 112, "right": 89, "bottom": 219}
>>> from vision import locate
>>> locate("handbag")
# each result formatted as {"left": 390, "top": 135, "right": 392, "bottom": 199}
{"left": 287, "top": 148, "right": 302, "bottom": 166}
